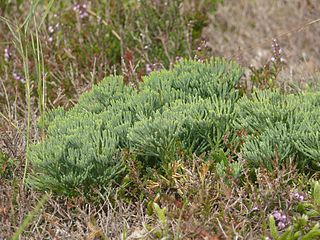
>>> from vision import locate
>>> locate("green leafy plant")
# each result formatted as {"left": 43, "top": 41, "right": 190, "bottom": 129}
{"left": 28, "top": 58, "right": 243, "bottom": 196}
{"left": 28, "top": 113, "right": 125, "bottom": 196}
{"left": 0, "top": 0, "right": 221, "bottom": 119}
{"left": 0, "top": 151, "right": 15, "bottom": 179}
{"left": 128, "top": 95, "right": 237, "bottom": 168}
{"left": 265, "top": 181, "right": 320, "bottom": 240}
{"left": 235, "top": 89, "right": 320, "bottom": 172}
{"left": 11, "top": 193, "right": 49, "bottom": 240}
{"left": 153, "top": 202, "right": 169, "bottom": 238}
{"left": 118, "top": 0, "right": 222, "bottom": 69}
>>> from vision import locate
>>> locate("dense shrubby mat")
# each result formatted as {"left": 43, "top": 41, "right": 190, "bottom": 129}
{"left": 28, "top": 112, "right": 125, "bottom": 195}
{"left": 28, "top": 58, "right": 320, "bottom": 196}
{"left": 235, "top": 90, "right": 320, "bottom": 171}
{"left": 128, "top": 96, "right": 236, "bottom": 164}
{"left": 28, "top": 58, "right": 243, "bottom": 195}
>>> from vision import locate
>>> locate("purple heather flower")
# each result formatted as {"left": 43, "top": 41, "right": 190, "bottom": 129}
{"left": 4, "top": 48, "right": 10, "bottom": 62}
{"left": 293, "top": 192, "right": 304, "bottom": 202}
{"left": 277, "top": 221, "right": 286, "bottom": 230}
{"left": 48, "top": 25, "right": 54, "bottom": 33}
{"left": 146, "top": 64, "right": 152, "bottom": 75}
{"left": 13, "top": 72, "right": 20, "bottom": 80}
{"left": 12, "top": 72, "right": 25, "bottom": 83}
{"left": 73, "top": 4, "right": 80, "bottom": 11}
{"left": 272, "top": 211, "right": 281, "bottom": 221}
{"left": 73, "top": 3, "right": 89, "bottom": 19}
{"left": 272, "top": 39, "right": 279, "bottom": 49}
{"left": 272, "top": 210, "right": 289, "bottom": 231}
{"left": 251, "top": 206, "right": 259, "bottom": 211}
{"left": 80, "top": 12, "right": 88, "bottom": 19}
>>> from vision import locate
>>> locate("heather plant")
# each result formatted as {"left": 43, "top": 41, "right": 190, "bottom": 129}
{"left": 247, "top": 39, "right": 286, "bottom": 93}
{"left": 265, "top": 181, "right": 320, "bottom": 240}
{"left": 0, "top": 0, "right": 221, "bottom": 113}
{"left": 118, "top": 0, "right": 222, "bottom": 69}
{"left": 28, "top": 58, "right": 243, "bottom": 195}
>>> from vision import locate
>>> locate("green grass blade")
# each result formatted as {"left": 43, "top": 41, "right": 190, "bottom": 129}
{"left": 11, "top": 193, "right": 49, "bottom": 240}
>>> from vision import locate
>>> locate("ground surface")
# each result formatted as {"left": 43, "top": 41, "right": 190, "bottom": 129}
{"left": 1, "top": 1, "right": 320, "bottom": 239}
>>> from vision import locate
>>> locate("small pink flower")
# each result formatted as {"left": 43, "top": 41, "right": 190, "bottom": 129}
{"left": 146, "top": 64, "right": 152, "bottom": 75}
{"left": 272, "top": 211, "right": 281, "bottom": 221}
{"left": 293, "top": 192, "right": 304, "bottom": 202}
{"left": 48, "top": 25, "right": 54, "bottom": 33}
{"left": 278, "top": 221, "right": 286, "bottom": 230}
{"left": 4, "top": 48, "right": 10, "bottom": 62}
{"left": 252, "top": 206, "right": 259, "bottom": 211}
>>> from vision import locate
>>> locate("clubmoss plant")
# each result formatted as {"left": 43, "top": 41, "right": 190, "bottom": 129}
{"left": 28, "top": 58, "right": 243, "bottom": 196}
{"left": 235, "top": 89, "right": 320, "bottom": 172}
